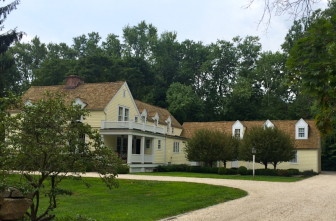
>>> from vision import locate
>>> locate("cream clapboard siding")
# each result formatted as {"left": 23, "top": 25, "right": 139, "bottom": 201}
{"left": 105, "top": 83, "right": 139, "bottom": 122}
{"left": 165, "top": 138, "right": 188, "bottom": 164}
{"left": 103, "top": 136, "right": 117, "bottom": 150}
{"left": 172, "top": 128, "right": 183, "bottom": 136}
{"left": 153, "top": 138, "right": 165, "bottom": 164}
{"left": 225, "top": 149, "right": 320, "bottom": 172}
{"left": 83, "top": 111, "right": 105, "bottom": 128}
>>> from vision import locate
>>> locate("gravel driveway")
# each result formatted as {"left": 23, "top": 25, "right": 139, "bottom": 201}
{"left": 82, "top": 172, "right": 336, "bottom": 220}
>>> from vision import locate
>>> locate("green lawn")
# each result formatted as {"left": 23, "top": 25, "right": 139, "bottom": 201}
{"left": 37, "top": 177, "right": 246, "bottom": 221}
{"left": 132, "top": 172, "right": 306, "bottom": 182}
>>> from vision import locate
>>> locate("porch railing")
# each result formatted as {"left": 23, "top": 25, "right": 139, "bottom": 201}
{"left": 130, "top": 154, "right": 153, "bottom": 163}
{"left": 101, "top": 121, "right": 165, "bottom": 134}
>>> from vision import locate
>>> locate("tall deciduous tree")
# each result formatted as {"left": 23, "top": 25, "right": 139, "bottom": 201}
{"left": 166, "top": 82, "right": 204, "bottom": 122}
{"left": 287, "top": 1, "right": 336, "bottom": 134}
{"left": 240, "top": 127, "right": 295, "bottom": 169}
{"left": 0, "top": 93, "right": 121, "bottom": 221}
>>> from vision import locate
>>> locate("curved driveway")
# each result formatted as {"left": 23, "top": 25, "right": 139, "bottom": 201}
{"left": 83, "top": 172, "right": 336, "bottom": 220}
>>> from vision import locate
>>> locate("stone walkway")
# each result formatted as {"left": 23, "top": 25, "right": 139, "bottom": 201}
{"left": 82, "top": 172, "right": 336, "bottom": 221}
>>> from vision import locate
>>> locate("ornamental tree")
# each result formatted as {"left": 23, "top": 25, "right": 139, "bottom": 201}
{"left": 185, "top": 129, "right": 239, "bottom": 167}
{"left": 0, "top": 93, "right": 122, "bottom": 221}
{"left": 240, "top": 126, "right": 295, "bottom": 169}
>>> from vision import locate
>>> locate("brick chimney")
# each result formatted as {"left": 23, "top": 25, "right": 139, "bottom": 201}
{"left": 65, "top": 75, "right": 84, "bottom": 89}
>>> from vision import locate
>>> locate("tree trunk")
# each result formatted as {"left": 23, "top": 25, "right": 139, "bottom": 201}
{"left": 223, "top": 161, "right": 227, "bottom": 168}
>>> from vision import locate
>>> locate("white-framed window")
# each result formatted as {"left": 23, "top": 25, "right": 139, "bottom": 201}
{"left": 166, "top": 116, "right": 172, "bottom": 134}
{"left": 145, "top": 139, "right": 151, "bottom": 149}
{"left": 158, "top": 140, "right": 161, "bottom": 150}
{"left": 234, "top": 129, "right": 240, "bottom": 138}
{"left": 173, "top": 141, "right": 180, "bottom": 153}
{"left": 263, "top": 119, "right": 274, "bottom": 129}
{"left": 123, "top": 89, "right": 126, "bottom": 97}
{"left": 290, "top": 151, "right": 298, "bottom": 164}
{"left": 152, "top": 113, "right": 159, "bottom": 126}
{"left": 118, "top": 106, "right": 130, "bottom": 121}
{"left": 295, "top": 118, "right": 308, "bottom": 139}
{"left": 232, "top": 120, "right": 244, "bottom": 139}
{"left": 298, "top": 128, "right": 305, "bottom": 138}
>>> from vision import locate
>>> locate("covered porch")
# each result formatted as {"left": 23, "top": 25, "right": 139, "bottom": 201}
{"left": 100, "top": 130, "right": 160, "bottom": 172}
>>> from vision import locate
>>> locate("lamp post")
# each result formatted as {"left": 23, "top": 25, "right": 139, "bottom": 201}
{"left": 252, "top": 147, "right": 256, "bottom": 177}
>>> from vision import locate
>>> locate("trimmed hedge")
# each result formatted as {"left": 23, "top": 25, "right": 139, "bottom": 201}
{"left": 117, "top": 164, "right": 130, "bottom": 174}
{"left": 155, "top": 164, "right": 316, "bottom": 177}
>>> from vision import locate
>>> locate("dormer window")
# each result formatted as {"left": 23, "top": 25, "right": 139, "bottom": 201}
{"left": 152, "top": 113, "right": 159, "bottom": 126}
{"left": 234, "top": 129, "right": 240, "bottom": 138}
{"left": 73, "top": 98, "right": 87, "bottom": 109}
{"left": 141, "top": 109, "right": 147, "bottom": 123}
{"left": 263, "top": 119, "right": 274, "bottom": 129}
{"left": 295, "top": 118, "right": 308, "bottom": 139}
{"left": 25, "top": 100, "right": 32, "bottom": 106}
{"left": 165, "top": 116, "right": 172, "bottom": 134}
{"left": 298, "top": 128, "right": 305, "bottom": 138}
{"left": 232, "top": 120, "right": 244, "bottom": 139}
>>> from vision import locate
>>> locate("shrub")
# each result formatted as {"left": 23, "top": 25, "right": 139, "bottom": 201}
{"left": 157, "top": 164, "right": 189, "bottom": 172}
{"left": 255, "top": 169, "right": 278, "bottom": 176}
{"left": 301, "top": 170, "right": 318, "bottom": 176}
{"left": 218, "top": 168, "right": 238, "bottom": 175}
{"left": 287, "top": 168, "right": 300, "bottom": 176}
{"left": 117, "top": 164, "right": 130, "bottom": 174}
{"left": 237, "top": 166, "right": 248, "bottom": 175}
{"left": 276, "top": 169, "right": 289, "bottom": 177}
{"left": 187, "top": 166, "right": 218, "bottom": 174}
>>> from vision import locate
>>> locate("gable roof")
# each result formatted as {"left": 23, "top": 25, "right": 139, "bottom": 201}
{"left": 135, "top": 100, "right": 182, "bottom": 129}
{"left": 22, "top": 81, "right": 125, "bottom": 111}
{"left": 182, "top": 120, "right": 320, "bottom": 149}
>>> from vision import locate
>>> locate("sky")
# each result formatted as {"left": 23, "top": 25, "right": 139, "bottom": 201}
{"left": 4, "top": 0, "right": 329, "bottom": 52}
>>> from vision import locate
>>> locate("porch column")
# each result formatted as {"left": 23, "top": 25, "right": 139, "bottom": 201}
{"left": 141, "top": 136, "right": 145, "bottom": 164}
{"left": 127, "top": 134, "right": 133, "bottom": 164}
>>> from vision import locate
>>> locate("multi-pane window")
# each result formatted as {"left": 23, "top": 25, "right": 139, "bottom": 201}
{"left": 124, "top": 108, "right": 129, "bottom": 121}
{"left": 298, "top": 128, "right": 305, "bottom": 138}
{"left": 145, "top": 139, "right": 151, "bottom": 149}
{"left": 158, "top": 140, "right": 161, "bottom": 150}
{"left": 118, "top": 106, "right": 130, "bottom": 121}
{"left": 173, "top": 142, "right": 180, "bottom": 153}
{"left": 234, "top": 129, "right": 240, "bottom": 138}
{"left": 290, "top": 151, "right": 298, "bottom": 163}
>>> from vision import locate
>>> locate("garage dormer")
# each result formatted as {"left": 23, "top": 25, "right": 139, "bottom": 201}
{"left": 232, "top": 120, "right": 244, "bottom": 139}
{"left": 295, "top": 118, "right": 308, "bottom": 139}
{"left": 263, "top": 119, "right": 275, "bottom": 129}
{"left": 74, "top": 98, "right": 87, "bottom": 109}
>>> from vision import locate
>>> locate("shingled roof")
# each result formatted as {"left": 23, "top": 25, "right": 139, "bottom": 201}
{"left": 135, "top": 100, "right": 182, "bottom": 129}
{"left": 22, "top": 81, "right": 125, "bottom": 110}
{"left": 182, "top": 120, "right": 320, "bottom": 149}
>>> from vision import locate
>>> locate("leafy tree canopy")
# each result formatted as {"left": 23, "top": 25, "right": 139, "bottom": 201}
{"left": 0, "top": 93, "right": 122, "bottom": 221}
{"left": 287, "top": 1, "right": 336, "bottom": 134}
{"left": 240, "top": 126, "right": 295, "bottom": 169}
